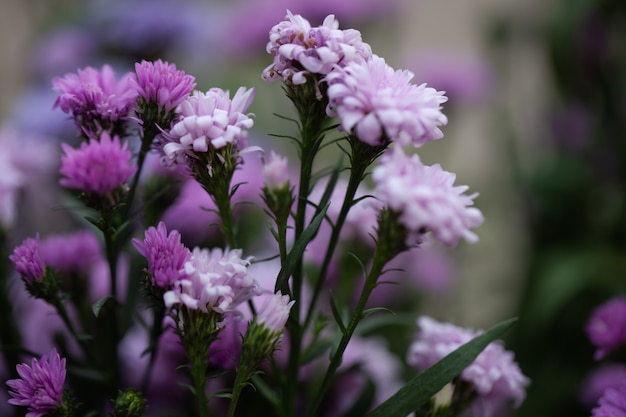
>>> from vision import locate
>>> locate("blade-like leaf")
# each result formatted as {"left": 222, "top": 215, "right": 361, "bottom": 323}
{"left": 92, "top": 296, "right": 114, "bottom": 318}
{"left": 366, "top": 318, "right": 518, "bottom": 417}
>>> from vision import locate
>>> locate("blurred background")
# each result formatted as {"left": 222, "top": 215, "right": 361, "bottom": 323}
{"left": 1, "top": 0, "right": 625, "bottom": 416}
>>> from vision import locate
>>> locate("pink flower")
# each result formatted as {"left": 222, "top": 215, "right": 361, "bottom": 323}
{"left": 326, "top": 55, "right": 448, "bottom": 147}
{"left": 59, "top": 131, "right": 136, "bottom": 195}
{"left": 9, "top": 235, "right": 45, "bottom": 284}
{"left": 6, "top": 349, "right": 66, "bottom": 417}
{"left": 262, "top": 10, "right": 372, "bottom": 85}
{"left": 162, "top": 87, "right": 255, "bottom": 164}
{"left": 407, "top": 316, "right": 530, "bottom": 417}
{"left": 163, "top": 248, "right": 259, "bottom": 316}
{"left": 255, "top": 291, "right": 294, "bottom": 333}
{"left": 52, "top": 64, "right": 137, "bottom": 132}
{"left": 586, "top": 296, "right": 626, "bottom": 360}
{"left": 263, "top": 151, "right": 290, "bottom": 191}
{"left": 132, "top": 222, "right": 191, "bottom": 288}
{"left": 372, "top": 148, "right": 483, "bottom": 247}
{"left": 132, "top": 59, "right": 196, "bottom": 114}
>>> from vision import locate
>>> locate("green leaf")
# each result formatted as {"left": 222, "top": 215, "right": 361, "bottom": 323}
{"left": 329, "top": 292, "right": 347, "bottom": 335}
{"left": 274, "top": 202, "right": 329, "bottom": 293}
{"left": 92, "top": 296, "right": 113, "bottom": 318}
{"left": 366, "top": 318, "right": 518, "bottom": 417}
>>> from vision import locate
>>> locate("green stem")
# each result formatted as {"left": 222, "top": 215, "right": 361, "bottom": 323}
{"left": 102, "top": 212, "right": 120, "bottom": 391}
{"left": 307, "top": 245, "right": 388, "bottom": 417}
{"left": 227, "top": 363, "right": 254, "bottom": 417}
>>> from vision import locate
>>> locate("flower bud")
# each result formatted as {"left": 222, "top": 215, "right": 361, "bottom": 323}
{"left": 112, "top": 389, "right": 146, "bottom": 417}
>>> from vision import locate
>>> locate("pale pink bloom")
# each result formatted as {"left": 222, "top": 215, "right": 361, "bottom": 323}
{"left": 326, "top": 55, "right": 448, "bottom": 147}
{"left": 262, "top": 10, "right": 372, "bottom": 85}
{"left": 372, "top": 148, "right": 483, "bottom": 247}
{"left": 59, "top": 131, "right": 136, "bottom": 195}
{"left": 255, "top": 291, "right": 294, "bottom": 333}
{"left": 162, "top": 87, "right": 255, "bottom": 164}
{"left": 263, "top": 150, "right": 290, "bottom": 190}
{"left": 163, "top": 248, "right": 259, "bottom": 316}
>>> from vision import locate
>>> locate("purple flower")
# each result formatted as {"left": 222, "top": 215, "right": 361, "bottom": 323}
{"left": 162, "top": 87, "right": 255, "bottom": 164}
{"left": 255, "top": 291, "right": 294, "bottom": 333}
{"left": 6, "top": 348, "right": 66, "bottom": 417}
{"left": 132, "top": 59, "right": 196, "bottom": 114}
{"left": 262, "top": 10, "right": 372, "bottom": 85}
{"left": 586, "top": 296, "right": 626, "bottom": 360}
{"left": 132, "top": 222, "right": 191, "bottom": 288}
{"left": 592, "top": 385, "right": 626, "bottom": 417}
{"left": 407, "top": 316, "right": 530, "bottom": 417}
{"left": 163, "top": 248, "right": 259, "bottom": 316}
{"left": 372, "top": 148, "right": 484, "bottom": 247}
{"left": 326, "top": 55, "right": 448, "bottom": 147}
{"left": 52, "top": 64, "right": 137, "bottom": 133}
{"left": 39, "top": 230, "right": 103, "bottom": 275}
{"left": 59, "top": 131, "right": 137, "bottom": 195}
{"left": 581, "top": 363, "right": 626, "bottom": 408}
{"left": 9, "top": 235, "right": 45, "bottom": 284}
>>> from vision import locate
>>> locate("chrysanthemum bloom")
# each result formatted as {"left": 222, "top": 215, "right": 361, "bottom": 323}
{"left": 132, "top": 221, "right": 191, "bottom": 288}
{"left": 407, "top": 316, "right": 530, "bottom": 417}
{"left": 372, "top": 148, "right": 483, "bottom": 248}
{"left": 39, "top": 230, "right": 102, "bottom": 276}
{"left": 262, "top": 11, "right": 372, "bottom": 86}
{"left": 132, "top": 59, "right": 196, "bottom": 127}
{"left": 586, "top": 296, "right": 626, "bottom": 360}
{"left": 163, "top": 247, "right": 258, "bottom": 316}
{"left": 592, "top": 385, "right": 626, "bottom": 417}
{"left": 59, "top": 131, "right": 137, "bottom": 196}
{"left": 9, "top": 235, "right": 45, "bottom": 284}
{"left": 255, "top": 291, "right": 294, "bottom": 334}
{"left": 6, "top": 348, "right": 67, "bottom": 417}
{"left": 52, "top": 64, "right": 137, "bottom": 135}
{"left": 326, "top": 55, "right": 448, "bottom": 147}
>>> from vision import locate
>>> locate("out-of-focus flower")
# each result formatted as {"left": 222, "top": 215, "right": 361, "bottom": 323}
{"left": 39, "top": 230, "right": 103, "bottom": 276}
{"left": 262, "top": 10, "right": 372, "bottom": 85}
{"left": 162, "top": 87, "right": 255, "bottom": 164}
{"left": 163, "top": 248, "right": 258, "bottom": 316}
{"left": 132, "top": 59, "right": 196, "bottom": 115}
{"left": 9, "top": 235, "right": 45, "bottom": 284}
{"left": 581, "top": 363, "right": 626, "bottom": 408}
{"left": 263, "top": 151, "right": 290, "bottom": 191}
{"left": 52, "top": 64, "right": 137, "bottom": 134}
{"left": 586, "top": 296, "right": 626, "bottom": 360}
{"left": 30, "top": 28, "right": 98, "bottom": 79}
{"left": 372, "top": 149, "right": 483, "bottom": 247}
{"left": 59, "top": 132, "right": 136, "bottom": 196}
{"left": 132, "top": 221, "right": 191, "bottom": 288}
{"left": 591, "top": 385, "right": 626, "bottom": 417}
{"left": 326, "top": 55, "right": 448, "bottom": 147}
{"left": 407, "top": 316, "right": 530, "bottom": 417}
{"left": 6, "top": 349, "right": 67, "bottom": 417}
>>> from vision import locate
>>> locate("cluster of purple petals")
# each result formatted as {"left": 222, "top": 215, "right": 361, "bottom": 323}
{"left": 163, "top": 247, "right": 259, "bottom": 316}
{"left": 52, "top": 64, "right": 137, "bottom": 128}
{"left": 592, "top": 385, "right": 626, "bottom": 417}
{"left": 581, "top": 363, "right": 626, "bottom": 408}
{"left": 586, "top": 296, "right": 626, "bottom": 360}
{"left": 39, "top": 230, "right": 103, "bottom": 275}
{"left": 162, "top": 87, "right": 255, "bottom": 165}
{"left": 407, "top": 316, "right": 529, "bottom": 417}
{"left": 326, "top": 55, "right": 448, "bottom": 147}
{"left": 372, "top": 149, "right": 484, "bottom": 247}
{"left": 132, "top": 221, "right": 191, "bottom": 288}
{"left": 132, "top": 59, "right": 196, "bottom": 114}
{"left": 9, "top": 235, "right": 45, "bottom": 284}
{"left": 262, "top": 10, "right": 372, "bottom": 85}
{"left": 6, "top": 349, "right": 66, "bottom": 417}
{"left": 59, "top": 131, "right": 136, "bottom": 195}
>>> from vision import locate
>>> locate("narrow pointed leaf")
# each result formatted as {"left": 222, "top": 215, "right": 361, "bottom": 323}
{"left": 366, "top": 318, "right": 518, "bottom": 417}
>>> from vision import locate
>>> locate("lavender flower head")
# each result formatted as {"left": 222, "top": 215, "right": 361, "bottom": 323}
{"left": 52, "top": 64, "right": 137, "bottom": 134}
{"left": 592, "top": 385, "right": 626, "bottom": 417}
{"left": 132, "top": 59, "right": 196, "bottom": 114}
{"left": 162, "top": 87, "right": 255, "bottom": 165}
{"left": 407, "top": 316, "right": 530, "bottom": 417}
{"left": 255, "top": 291, "right": 295, "bottom": 333}
{"left": 39, "top": 230, "right": 103, "bottom": 276}
{"left": 263, "top": 150, "right": 290, "bottom": 191}
{"left": 326, "top": 55, "right": 448, "bottom": 147}
{"left": 163, "top": 247, "right": 259, "bottom": 316}
{"left": 59, "top": 131, "right": 137, "bottom": 196}
{"left": 586, "top": 296, "right": 626, "bottom": 360}
{"left": 6, "top": 348, "right": 66, "bottom": 417}
{"left": 132, "top": 221, "right": 191, "bottom": 288}
{"left": 581, "top": 363, "right": 626, "bottom": 408}
{"left": 262, "top": 10, "right": 372, "bottom": 85}
{"left": 372, "top": 148, "right": 483, "bottom": 247}
{"left": 9, "top": 235, "right": 45, "bottom": 284}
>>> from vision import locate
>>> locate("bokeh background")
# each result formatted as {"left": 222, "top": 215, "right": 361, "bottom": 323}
{"left": 1, "top": 1, "right": 625, "bottom": 416}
